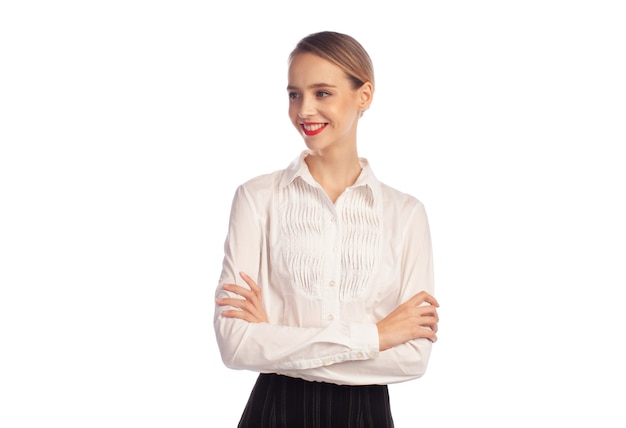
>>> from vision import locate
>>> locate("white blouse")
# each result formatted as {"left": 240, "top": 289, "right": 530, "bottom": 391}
{"left": 214, "top": 151, "right": 434, "bottom": 386}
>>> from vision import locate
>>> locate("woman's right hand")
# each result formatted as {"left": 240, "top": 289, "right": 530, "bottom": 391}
{"left": 376, "top": 291, "right": 439, "bottom": 351}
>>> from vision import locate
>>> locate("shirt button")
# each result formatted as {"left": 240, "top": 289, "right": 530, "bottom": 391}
{"left": 329, "top": 280, "right": 335, "bottom": 287}
{"left": 356, "top": 352, "right": 364, "bottom": 358}
{"left": 327, "top": 314, "right": 334, "bottom": 321}
{"left": 330, "top": 216, "right": 337, "bottom": 223}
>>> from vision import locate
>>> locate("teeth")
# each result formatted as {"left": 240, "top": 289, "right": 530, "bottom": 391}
{"left": 303, "top": 123, "right": 324, "bottom": 131}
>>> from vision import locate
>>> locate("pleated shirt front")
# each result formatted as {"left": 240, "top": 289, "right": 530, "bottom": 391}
{"left": 215, "top": 151, "right": 434, "bottom": 386}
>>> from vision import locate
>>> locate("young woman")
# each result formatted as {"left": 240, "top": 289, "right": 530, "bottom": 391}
{"left": 214, "top": 31, "right": 439, "bottom": 427}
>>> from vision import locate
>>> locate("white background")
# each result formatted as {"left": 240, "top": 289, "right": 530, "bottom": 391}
{"left": 1, "top": 1, "right": 625, "bottom": 427}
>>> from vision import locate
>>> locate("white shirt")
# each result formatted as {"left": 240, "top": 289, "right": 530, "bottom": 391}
{"left": 214, "top": 151, "right": 434, "bottom": 386}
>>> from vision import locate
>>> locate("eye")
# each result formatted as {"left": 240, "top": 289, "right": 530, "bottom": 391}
{"left": 288, "top": 92, "right": 300, "bottom": 100}
{"left": 316, "top": 90, "right": 330, "bottom": 98}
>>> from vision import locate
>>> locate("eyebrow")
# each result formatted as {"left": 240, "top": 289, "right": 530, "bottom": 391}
{"left": 286, "top": 83, "right": 338, "bottom": 90}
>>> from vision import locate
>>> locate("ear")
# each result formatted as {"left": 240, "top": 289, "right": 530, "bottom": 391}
{"left": 357, "top": 81, "right": 374, "bottom": 114}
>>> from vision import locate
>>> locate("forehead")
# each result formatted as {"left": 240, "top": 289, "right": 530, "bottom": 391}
{"left": 288, "top": 52, "right": 349, "bottom": 86}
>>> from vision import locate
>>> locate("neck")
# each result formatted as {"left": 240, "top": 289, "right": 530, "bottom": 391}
{"left": 305, "top": 147, "right": 362, "bottom": 203}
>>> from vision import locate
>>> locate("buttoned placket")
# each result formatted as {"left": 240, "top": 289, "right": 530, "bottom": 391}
{"left": 321, "top": 197, "right": 340, "bottom": 326}
{"left": 320, "top": 188, "right": 355, "bottom": 326}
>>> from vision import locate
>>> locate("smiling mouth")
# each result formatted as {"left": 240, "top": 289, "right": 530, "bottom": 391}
{"left": 301, "top": 123, "right": 328, "bottom": 136}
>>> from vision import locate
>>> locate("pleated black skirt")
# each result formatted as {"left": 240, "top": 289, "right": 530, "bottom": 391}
{"left": 237, "top": 373, "right": 394, "bottom": 428}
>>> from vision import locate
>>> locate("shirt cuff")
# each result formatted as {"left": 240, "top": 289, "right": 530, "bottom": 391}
{"left": 350, "top": 322, "right": 380, "bottom": 359}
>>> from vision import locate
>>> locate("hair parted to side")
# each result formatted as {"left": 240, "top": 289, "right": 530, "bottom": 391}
{"left": 289, "top": 31, "right": 375, "bottom": 90}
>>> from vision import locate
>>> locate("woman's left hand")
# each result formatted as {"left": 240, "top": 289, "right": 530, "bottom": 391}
{"left": 216, "top": 272, "right": 269, "bottom": 323}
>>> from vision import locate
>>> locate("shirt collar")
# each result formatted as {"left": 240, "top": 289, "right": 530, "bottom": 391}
{"left": 280, "top": 150, "right": 381, "bottom": 200}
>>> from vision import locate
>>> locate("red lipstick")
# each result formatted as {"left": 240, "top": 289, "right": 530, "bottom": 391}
{"left": 301, "top": 122, "right": 328, "bottom": 136}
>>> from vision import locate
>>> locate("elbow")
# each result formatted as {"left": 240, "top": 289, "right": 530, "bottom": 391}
{"left": 214, "top": 337, "right": 244, "bottom": 371}
{"left": 398, "top": 339, "right": 433, "bottom": 379}
{"left": 214, "top": 330, "right": 239, "bottom": 369}
{"left": 215, "top": 334, "right": 249, "bottom": 371}
{"left": 404, "top": 358, "right": 428, "bottom": 379}
{"left": 214, "top": 314, "right": 238, "bottom": 370}
{"left": 214, "top": 314, "right": 254, "bottom": 371}
{"left": 218, "top": 347, "right": 243, "bottom": 371}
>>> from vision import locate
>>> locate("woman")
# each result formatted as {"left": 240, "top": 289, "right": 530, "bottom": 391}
{"left": 215, "top": 31, "right": 439, "bottom": 427}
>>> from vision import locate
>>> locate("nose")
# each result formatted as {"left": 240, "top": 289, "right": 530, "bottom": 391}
{"left": 297, "top": 95, "right": 316, "bottom": 119}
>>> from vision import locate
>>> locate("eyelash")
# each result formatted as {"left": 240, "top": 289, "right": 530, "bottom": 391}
{"left": 288, "top": 91, "right": 331, "bottom": 100}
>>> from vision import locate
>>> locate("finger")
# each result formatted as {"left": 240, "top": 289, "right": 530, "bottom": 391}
{"left": 413, "top": 306, "right": 439, "bottom": 320}
{"left": 221, "top": 282, "right": 266, "bottom": 316}
{"left": 222, "top": 309, "right": 259, "bottom": 323}
{"left": 223, "top": 283, "right": 255, "bottom": 301}
{"left": 414, "top": 307, "right": 438, "bottom": 320}
{"left": 216, "top": 297, "right": 249, "bottom": 311}
{"left": 419, "top": 292, "right": 439, "bottom": 307}
{"left": 239, "top": 272, "right": 261, "bottom": 292}
{"left": 409, "top": 291, "right": 439, "bottom": 307}
{"left": 218, "top": 295, "right": 268, "bottom": 319}
{"left": 422, "top": 316, "right": 439, "bottom": 333}
{"left": 405, "top": 308, "right": 438, "bottom": 331}
{"left": 239, "top": 272, "right": 259, "bottom": 289}
{"left": 416, "top": 325, "right": 438, "bottom": 342}
{"left": 222, "top": 303, "right": 268, "bottom": 323}
{"left": 425, "top": 317, "right": 439, "bottom": 333}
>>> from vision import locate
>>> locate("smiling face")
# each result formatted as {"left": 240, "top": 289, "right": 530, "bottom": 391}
{"left": 287, "top": 52, "right": 373, "bottom": 154}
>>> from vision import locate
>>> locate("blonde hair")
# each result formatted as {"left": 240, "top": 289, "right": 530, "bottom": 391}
{"left": 289, "top": 31, "right": 375, "bottom": 90}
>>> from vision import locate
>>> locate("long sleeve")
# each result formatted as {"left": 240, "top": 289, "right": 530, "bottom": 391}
{"left": 213, "top": 184, "right": 380, "bottom": 374}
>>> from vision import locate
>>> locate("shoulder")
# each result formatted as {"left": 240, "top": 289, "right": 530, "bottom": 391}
{"left": 237, "top": 152, "right": 308, "bottom": 196}
{"left": 378, "top": 181, "right": 426, "bottom": 215}
{"left": 360, "top": 157, "right": 425, "bottom": 215}
{"left": 231, "top": 168, "right": 285, "bottom": 207}
{"left": 377, "top": 182, "right": 430, "bottom": 239}
{"left": 240, "top": 169, "right": 282, "bottom": 190}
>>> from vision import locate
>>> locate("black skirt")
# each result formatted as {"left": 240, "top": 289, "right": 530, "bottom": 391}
{"left": 238, "top": 373, "right": 394, "bottom": 428}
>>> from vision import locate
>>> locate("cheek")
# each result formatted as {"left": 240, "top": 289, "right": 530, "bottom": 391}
{"left": 288, "top": 103, "right": 297, "bottom": 120}
{"left": 288, "top": 106, "right": 301, "bottom": 130}
{"left": 338, "top": 101, "right": 359, "bottom": 122}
